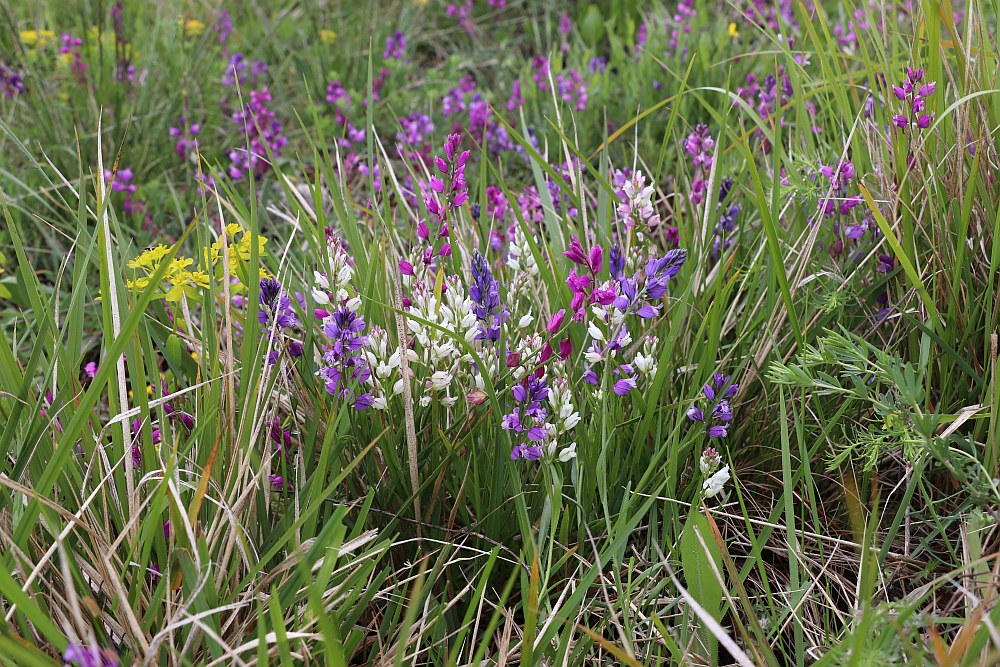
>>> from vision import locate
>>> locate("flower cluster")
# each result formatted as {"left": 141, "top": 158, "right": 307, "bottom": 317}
{"left": 684, "top": 124, "right": 714, "bottom": 204}
{"left": 425, "top": 132, "right": 469, "bottom": 226}
{"left": 397, "top": 112, "right": 435, "bottom": 147}
{"left": 582, "top": 249, "right": 686, "bottom": 396}
{"left": 64, "top": 644, "right": 119, "bottom": 667}
{"left": 686, "top": 373, "right": 737, "bottom": 438}
{"left": 699, "top": 447, "right": 731, "bottom": 499}
{"left": 711, "top": 178, "right": 741, "bottom": 260}
{"left": 668, "top": 0, "right": 696, "bottom": 57}
{"left": 817, "top": 159, "right": 862, "bottom": 219}
{"left": 0, "top": 62, "right": 24, "bottom": 99}
{"left": 891, "top": 67, "right": 935, "bottom": 132}
{"left": 384, "top": 31, "right": 407, "bottom": 60}
{"left": 228, "top": 87, "right": 286, "bottom": 179}
{"left": 502, "top": 372, "right": 550, "bottom": 461}
{"left": 614, "top": 169, "right": 661, "bottom": 233}
{"left": 258, "top": 277, "right": 301, "bottom": 364}
{"left": 169, "top": 117, "right": 201, "bottom": 160}
{"left": 470, "top": 250, "right": 508, "bottom": 342}
{"left": 104, "top": 167, "right": 138, "bottom": 214}
{"left": 318, "top": 304, "right": 373, "bottom": 410}
{"left": 222, "top": 53, "right": 268, "bottom": 88}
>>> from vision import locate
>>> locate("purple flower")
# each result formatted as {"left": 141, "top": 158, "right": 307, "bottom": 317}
{"left": 613, "top": 377, "right": 637, "bottom": 395}
{"left": 228, "top": 88, "right": 286, "bottom": 179}
{"left": 891, "top": 66, "right": 936, "bottom": 134}
{"left": 214, "top": 10, "right": 233, "bottom": 45}
{"left": 383, "top": 31, "right": 407, "bottom": 60}
{"left": 470, "top": 250, "right": 507, "bottom": 342}
{"left": 64, "top": 644, "right": 119, "bottom": 667}
{"left": 319, "top": 305, "right": 372, "bottom": 410}
{"left": 687, "top": 372, "right": 737, "bottom": 439}
{"left": 685, "top": 124, "right": 714, "bottom": 204}
{"left": 0, "top": 62, "right": 25, "bottom": 99}
{"left": 397, "top": 113, "right": 434, "bottom": 146}
{"left": 502, "top": 374, "right": 551, "bottom": 461}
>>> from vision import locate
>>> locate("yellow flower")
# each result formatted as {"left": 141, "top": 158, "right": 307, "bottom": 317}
{"left": 728, "top": 23, "right": 739, "bottom": 39}
{"left": 59, "top": 52, "right": 75, "bottom": 66}
{"left": 128, "top": 244, "right": 172, "bottom": 270}
{"left": 167, "top": 257, "right": 194, "bottom": 277}
{"left": 234, "top": 231, "right": 268, "bottom": 261}
{"left": 184, "top": 19, "right": 206, "bottom": 38}
{"left": 320, "top": 29, "right": 337, "bottom": 45}
{"left": 126, "top": 276, "right": 151, "bottom": 291}
{"left": 20, "top": 30, "right": 55, "bottom": 47}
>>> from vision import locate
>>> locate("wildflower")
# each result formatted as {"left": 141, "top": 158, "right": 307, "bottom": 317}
{"left": 169, "top": 117, "right": 201, "bottom": 159}
{"left": 687, "top": 372, "right": 738, "bottom": 439}
{"left": 228, "top": 88, "right": 287, "bottom": 179}
{"left": 446, "top": 0, "right": 476, "bottom": 35}
{"left": 546, "top": 440, "right": 577, "bottom": 462}
{"left": 320, "top": 29, "right": 337, "bottom": 44}
{"left": 222, "top": 53, "right": 268, "bottom": 88}
{"left": 318, "top": 305, "right": 373, "bottom": 410}
{"left": 711, "top": 178, "right": 742, "bottom": 260}
{"left": 700, "top": 447, "right": 722, "bottom": 475}
{"left": 555, "top": 70, "right": 588, "bottom": 110}
{"left": 0, "top": 62, "right": 25, "bottom": 99}
{"left": 702, "top": 465, "right": 730, "bottom": 498}
{"left": 728, "top": 22, "right": 739, "bottom": 38}
{"left": 20, "top": 30, "right": 57, "bottom": 48}
{"left": 506, "top": 227, "right": 539, "bottom": 276}
{"left": 383, "top": 31, "right": 407, "bottom": 60}
{"left": 614, "top": 169, "right": 660, "bottom": 232}
{"left": 667, "top": 0, "right": 696, "bottom": 57}
{"left": 502, "top": 373, "right": 550, "bottom": 461}
{"left": 506, "top": 79, "right": 523, "bottom": 111}
{"left": 84, "top": 362, "right": 99, "bottom": 378}
{"left": 258, "top": 277, "right": 298, "bottom": 332}
{"left": 397, "top": 113, "right": 434, "bottom": 146}
{"left": 63, "top": 644, "right": 119, "bottom": 667}
{"left": 469, "top": 250, "right": 508, "bottom": 342}
{"left": 817, "top": 160, "right": 861, "bottom": 217}
{"left": 891, "top": 66, "right": 936, "bottom": 133}
{"left": 214, "top": 10, "right": 233, "bottom": 45}
{"left": 684, "top": 124, "right": 714, "bottom": 204}
{"left": 183, "top": 19, "right": 206, "bottom": 37}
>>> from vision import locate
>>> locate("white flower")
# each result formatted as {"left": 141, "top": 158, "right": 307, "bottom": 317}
{"left": 702, "top": 465, "right": 731, "bottom": 498}
{"left": 518, "top": 314, "right": 534, "bottom": 329}
{"left": 427, "top": 370, "right": 452, "bottom": 391}
{"left": 313, "top": 271, "right": 330, "bottom": 289}
{"left": 584, "top": 345, "right": 603, "bottom": 365}
{"left": 563, "top": 412, "right": 581, "bottom": 430}
{"left": 346, "top": 296, "right": 362, "bottom": 312}
{"left": 634, "top": 352, "right": 656, "bottom": 375}
{"left": 372, "top": 396, "right": 387, "bottom": 410}
{"left": 588, "top": 323, "right": 605, "bottom": 341}
{"left": 312, "top": 288, "right": 330, "bottom": 305}
{"left": 558, "top": 442, "right": 577, "bottom": 462}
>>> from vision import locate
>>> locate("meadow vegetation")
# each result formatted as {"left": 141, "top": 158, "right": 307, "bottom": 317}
{"left": 1, "top": 0, "right": 999, "bottom": 664}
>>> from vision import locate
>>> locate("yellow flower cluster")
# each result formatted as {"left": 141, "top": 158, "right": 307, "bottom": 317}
{"left": 125, "top": 224, "right": 269, "bottom": 303}
{"left": 320, "top": 30, "right": 337, "bottom": 45}
{"left": 20, "top": 30, "right": 56, "bottom": 47}
{"left": 183, "top": 19, "right": 206, "bottom": 38}
{"left": 127, "top": 244, "right": 210, "bottom": 301}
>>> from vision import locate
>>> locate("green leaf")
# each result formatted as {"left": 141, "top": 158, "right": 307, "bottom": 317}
{"left": 681, "top": 510, "right": 724, "bottom": 665}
